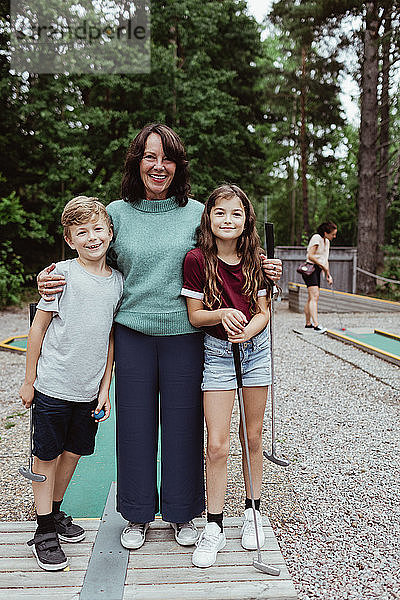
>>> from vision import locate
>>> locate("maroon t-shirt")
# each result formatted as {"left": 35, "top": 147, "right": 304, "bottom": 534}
{"left": 181, "top": 247, "right": 266, "bottom": 340}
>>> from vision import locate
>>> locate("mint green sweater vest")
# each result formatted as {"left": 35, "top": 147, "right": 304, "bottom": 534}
{"left": 107, "top": 197, "right": 204, "bottom": 336}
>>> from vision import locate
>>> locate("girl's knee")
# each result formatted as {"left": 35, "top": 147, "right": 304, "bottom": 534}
{"left": 240, "top": 430, "right": 262, "bottom": 454}
{"left": 207, "top": 439, "right": 229, "bottom": 463}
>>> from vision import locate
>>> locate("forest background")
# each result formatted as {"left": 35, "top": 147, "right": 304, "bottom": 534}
{"left": 0, "top": 0, "right": 399, "bottom": 307}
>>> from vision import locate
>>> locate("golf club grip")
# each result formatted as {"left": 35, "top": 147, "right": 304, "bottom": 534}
{"left": 232, "top": 343, "right": 243, "bottom": 388}
{"left": 265, "top": 223, "right": 274, "bottom": 259}
{"left": 29, "top": 303, "right": 37, "bottom": 326}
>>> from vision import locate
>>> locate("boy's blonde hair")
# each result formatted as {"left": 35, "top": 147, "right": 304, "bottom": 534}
{"left": 61, "top": 196, "right": 112, "bottom": 238}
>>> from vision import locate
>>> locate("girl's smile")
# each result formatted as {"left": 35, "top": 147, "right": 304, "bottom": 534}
{"left": 210, "top": 197, "right": 246, "bottom": 242}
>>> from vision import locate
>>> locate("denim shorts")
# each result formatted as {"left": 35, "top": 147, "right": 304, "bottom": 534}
{"left": 32, "top": 389, "right": 99, "bottom": 461}
{"left": 202, "top": 328, "right": 272, "bottom": 391}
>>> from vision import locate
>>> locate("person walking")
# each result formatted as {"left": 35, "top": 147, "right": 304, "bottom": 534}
{"left": 301, "top": 221, "right": 337, "bottom": 333}
{"left": 182, "top": 184, "right": 272, "bottom": 568}
{"left": 36, "top": 124, "right": 283, "bottom": 551}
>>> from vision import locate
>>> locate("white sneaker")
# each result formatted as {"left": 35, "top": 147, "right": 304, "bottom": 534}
{"left": 241, "top": 508, "right": 265, "bottom": 550}
{"left": 120, "top": 522, "right": 149, "bottom": 549}
{"left": 192, "top": 522, "right": 226, "bottom": 568}
{"left": 170, "top": 521, "right": 199, "bottom": 546}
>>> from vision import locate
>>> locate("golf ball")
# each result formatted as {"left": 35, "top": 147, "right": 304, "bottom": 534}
{"left": 93, "top": 409, "right": 105, "bottom": 420}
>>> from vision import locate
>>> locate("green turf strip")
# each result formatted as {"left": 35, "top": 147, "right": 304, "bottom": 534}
{"left": 3, "top": 336, "right": 27, "bottom": 349}
{"left": 343, "top": 331, "right": 400, "bottom": 358}
{"left": 62, "top": 379, "right": 162, "bottom": 518}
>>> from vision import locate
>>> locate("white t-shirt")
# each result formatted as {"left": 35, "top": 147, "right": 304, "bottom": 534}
{"left": 306, "top": 234, "right": 330, "bottom": 269}
{"left": 34, "top": 259, "right": 123, "bottom": 402}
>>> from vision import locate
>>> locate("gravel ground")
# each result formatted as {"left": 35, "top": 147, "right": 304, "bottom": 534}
{"left": 1, "top": 302, "right": 399, "bottom": 599}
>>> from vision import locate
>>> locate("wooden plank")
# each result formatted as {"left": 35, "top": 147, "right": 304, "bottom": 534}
{"left": 0, "top": 570, "right": 85, "bottom": 587}
{"left": 0, "top": 543, "right": 94, "bottom": 559}
{"left": 0, "top": 521, "right": 99, "bottom": 533}
{"left": 126, "top": 565, "right": 290, "bottom": 584}
{"left": 123, "top": 580, "right": 297, "bottom": 600}
{"left": 128, "top": 550, "right": 284, "bottom": 569}
{"left": 0, "top": 556, "right": 90, "bottom": 572}
{"left": 144, "top": 527, "right": 275, "bottom": 543}
{"left": 0, "top": 589, "right": 80, "bottom": 599}
{"left": 0, "top": 531, "right": 97, "bottom": 544}
{"left": 124, "top": 538, "right": 281, "bottom": 555}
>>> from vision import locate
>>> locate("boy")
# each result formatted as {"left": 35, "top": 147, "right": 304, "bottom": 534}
{"left": 19, "top": 196, "right": 123, "bottom": 571}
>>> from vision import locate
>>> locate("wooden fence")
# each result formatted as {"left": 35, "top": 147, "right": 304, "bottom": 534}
{"left": 275, "top": 246, "right": 357, "bottom": 297}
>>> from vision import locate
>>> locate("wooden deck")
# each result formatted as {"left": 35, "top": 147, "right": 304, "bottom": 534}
{"left": 0, "top": 517, "right": 297, "bottom": 600}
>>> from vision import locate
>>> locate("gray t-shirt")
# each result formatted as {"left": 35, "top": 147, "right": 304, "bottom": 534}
{"left": 34, "top": 259, "right": 124, "bottom": 402}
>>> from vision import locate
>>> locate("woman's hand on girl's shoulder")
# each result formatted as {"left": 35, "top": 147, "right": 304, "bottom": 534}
{"left": 260, "top": 256, "right": 282, "bottom": 283}
{"left": 37, "top": 263, "right": 66, "bottom": 301}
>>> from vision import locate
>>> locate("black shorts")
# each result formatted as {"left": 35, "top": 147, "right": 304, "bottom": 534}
{"left": 32, "top": 389, "right": 99, "bottom": 461}
{"left": 301, "top": 264, "right": 321, "bottom": 288}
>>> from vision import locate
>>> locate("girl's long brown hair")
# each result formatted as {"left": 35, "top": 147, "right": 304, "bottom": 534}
{"left": 198, "top": 184, "right": 270, "bottom": 315}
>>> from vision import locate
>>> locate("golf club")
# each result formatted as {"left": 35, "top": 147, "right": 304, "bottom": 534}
{"left": 232, "top": 343, "right": 280, "bottom": 576}
{"left": 19, "top": 303, "right": 46, "bottom": 483}
{"left": 263, "top": 223, "right": 289, "bottom": 467}
{"left": 330, "top": 282, "right": 346, "bottom": 331}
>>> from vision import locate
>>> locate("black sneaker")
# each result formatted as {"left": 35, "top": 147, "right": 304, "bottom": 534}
{"left": 54, "top": 511, "right": 85, "bottom": 543}
{"left": 305, "top": 324, "right": 314, "bottom": 329}
{"left": 27, "top": 531, "right": 68, "bottom": 571}
{"left": 313, "top": 325, "right": 327, "bottom": 333}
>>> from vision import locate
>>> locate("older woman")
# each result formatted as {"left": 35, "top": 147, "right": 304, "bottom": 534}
{"left": 37, "top": 123, "right": 283, "bottom": 550}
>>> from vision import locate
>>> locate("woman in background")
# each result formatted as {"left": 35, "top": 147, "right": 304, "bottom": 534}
{"left": 301, "top": 221, "right": 337, "bottom": 333}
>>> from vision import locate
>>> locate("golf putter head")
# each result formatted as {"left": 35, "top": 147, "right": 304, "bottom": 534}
{"left": 18, "top": 466, "right": 46, "bottom": 482}
{"left": 263, "top": 450, "right": 289, "bottom": 467}
{"left": 253, "top": 558, "right": 280, "bottom": 576}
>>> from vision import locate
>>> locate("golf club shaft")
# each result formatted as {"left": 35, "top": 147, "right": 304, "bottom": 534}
{"left": 264, "top": 223, "right": 289, "bottom": 467}
{"left": 232, "top": 344, "right": 262, "bottom": 559}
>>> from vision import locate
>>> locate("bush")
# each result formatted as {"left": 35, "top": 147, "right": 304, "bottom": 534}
{"left": 0, "top": 241, "right": 25, "bottom": 308}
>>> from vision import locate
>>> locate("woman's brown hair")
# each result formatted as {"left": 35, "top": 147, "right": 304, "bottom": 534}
{"left": 198, "top": 184, "right": 270, "bottom": 315}
{"left": 121, "top": 123, "right": 191, "bottom": 206}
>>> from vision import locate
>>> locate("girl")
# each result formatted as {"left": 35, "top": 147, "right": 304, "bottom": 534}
{"left": 181, "top": 184, "right": 272, "bottom": 568}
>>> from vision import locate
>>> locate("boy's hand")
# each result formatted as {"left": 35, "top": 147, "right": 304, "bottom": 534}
{"left": 92, "top": 394, "right": 111, "bottom": 422}
{"left": 37, "top": 263, "right": 66, "bottom": 301}
{"left": 220, "top": 308, "right": 247, "bottom": 336}
{"left": 19, "top": 383, "right": 34, "bottom": 408}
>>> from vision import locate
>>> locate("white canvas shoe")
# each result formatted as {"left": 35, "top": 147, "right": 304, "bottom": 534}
{"left": 170, "top": 521, "right": 199, "bottom": 546}
{"left": 192, "top": 522, "right": 226, "bottom": 568}
{"left": 241, "top": 508, "right": 265, "bottom": 550}
{"left": 120, "top": 522, "right": 149, "bottom": 549}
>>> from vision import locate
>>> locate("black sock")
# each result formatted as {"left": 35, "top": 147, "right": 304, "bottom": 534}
{"left": 245, "top": 498, "right": 260, "bottom": 512}
{"left": 207, "top": 512, "right": 223, "bottom": 532}
{"left": 52, "top": 500, "right": 63, "bottom": 515}
{"left": 36, "top": 513, "right": 56, "bottom": 534}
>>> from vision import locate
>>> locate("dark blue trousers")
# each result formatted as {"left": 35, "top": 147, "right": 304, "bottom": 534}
{"left": 114, "top": 324, "right": 205, "bottom": 523}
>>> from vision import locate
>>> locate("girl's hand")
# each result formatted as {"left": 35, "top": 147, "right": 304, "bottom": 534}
{"left": 37, "top": 263, "right": 66, "bottom": 301}
{"left": 19, "top": 383, "right": 34, "bottom": 408}
{"left": 327, "top": 274, "right": 333, "bottom": 285}
{"left": 228, "top": 327, "right": 252, "bottom": 344}
{"left": 220, "top": 308, "right": 247, "bottom": 336}
{"left": 261, "top": 256, "right": 282, "bottom": 282}
{"left": 92, "top": 394, "right": 111, "bottom": 422}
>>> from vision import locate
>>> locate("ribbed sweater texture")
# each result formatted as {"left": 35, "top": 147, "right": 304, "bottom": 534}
{"left": 107, "top": 197, "right": 204, "bottom": 336}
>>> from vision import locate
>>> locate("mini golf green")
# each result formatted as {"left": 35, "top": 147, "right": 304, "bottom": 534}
{"left": 63, "top": 378, "right": 162, "bottom": 518}
{"left": 326, "top": 328, "right": 400, "bottom": 367}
